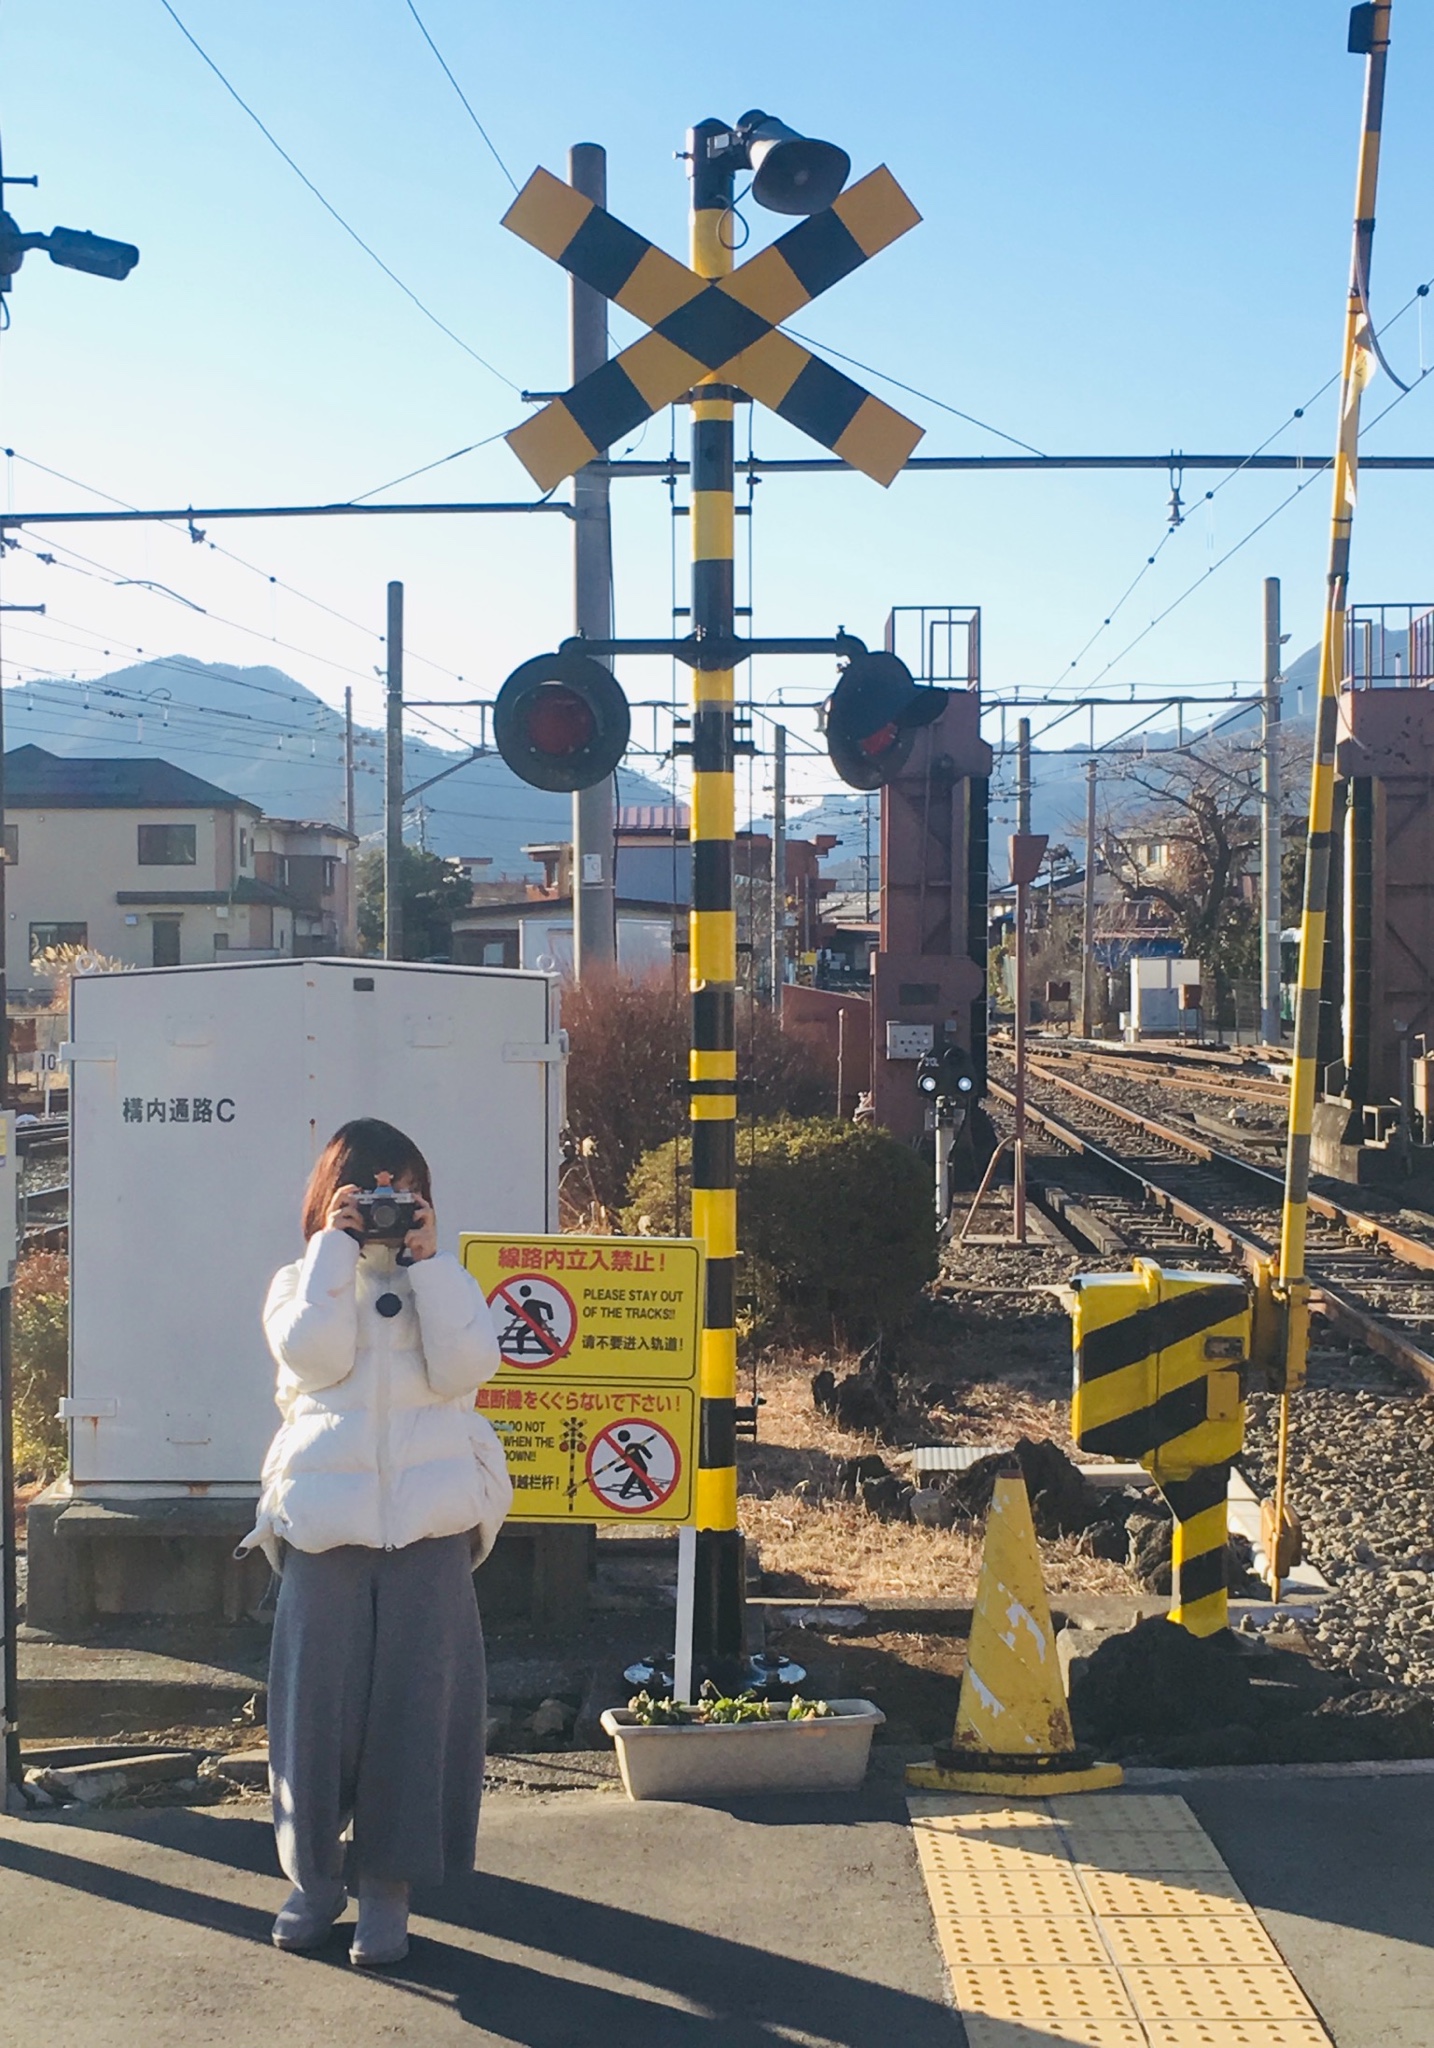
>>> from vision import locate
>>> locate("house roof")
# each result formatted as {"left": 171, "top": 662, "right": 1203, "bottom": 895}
{"left": 4, "top": 745, "right": 259, "bottom": 813}
{"left": 256, "top": 817, "right": 359, "bottom": 844}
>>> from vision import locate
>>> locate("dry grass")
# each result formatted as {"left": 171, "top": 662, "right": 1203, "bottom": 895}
{"left": 738, "top": 1345, "right": 1135, "bottom": 1603}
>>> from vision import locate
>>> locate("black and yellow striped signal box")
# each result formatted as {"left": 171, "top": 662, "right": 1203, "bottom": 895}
{"left": 1071, "top": 1259, "right": 1250, "bottom": 1636}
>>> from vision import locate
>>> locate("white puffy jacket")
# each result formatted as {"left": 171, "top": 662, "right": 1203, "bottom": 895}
{"left": 238, "top": 1229, "right": 513, "bottom": 1572}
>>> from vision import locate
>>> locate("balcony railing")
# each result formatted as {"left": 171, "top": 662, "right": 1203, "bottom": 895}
{"left": 1344, "top": 604, "right": 1434, "bottom": 687}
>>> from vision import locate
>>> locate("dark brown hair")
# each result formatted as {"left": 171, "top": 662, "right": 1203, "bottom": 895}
{"left": 301, "top": 1118, "right": 433, "bottom": 1239}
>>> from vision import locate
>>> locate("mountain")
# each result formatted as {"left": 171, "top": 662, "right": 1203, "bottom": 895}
{"left": 4, "top": 658, "right": 669, "bottom": 878}
{"left": 993, "top": 643, "right": 1320, "bottom": 874}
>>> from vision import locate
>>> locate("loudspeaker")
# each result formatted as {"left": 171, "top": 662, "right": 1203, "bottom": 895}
{"left": 739, "top": 110, "right": 850, "bottom": 217}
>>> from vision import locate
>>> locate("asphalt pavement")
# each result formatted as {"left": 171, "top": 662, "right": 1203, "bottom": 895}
{"left": 0, "top": 1775, "right": 958, "bottom": 2048}
{"left": 4, "top": 1766, "right": 1434, "bottom": 2046}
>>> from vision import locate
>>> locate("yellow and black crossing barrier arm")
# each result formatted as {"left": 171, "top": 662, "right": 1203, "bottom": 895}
{"left": 1274, "top": 0, "right": 1393, "bottom": 1564}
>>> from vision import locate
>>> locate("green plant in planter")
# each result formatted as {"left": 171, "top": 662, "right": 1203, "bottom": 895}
{"left": 627, "top": 1691, "right": 688, "bottom": 1725}
{"left": 696, "top": 1684, "right": 770, "bottom": 1725}
{"left": 785, "top": 1696, "right": 834, "bottom": 1721}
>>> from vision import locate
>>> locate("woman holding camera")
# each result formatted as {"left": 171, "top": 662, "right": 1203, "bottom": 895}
{"left": 239, "top": 1117, "right": 511, "bottom": 1967}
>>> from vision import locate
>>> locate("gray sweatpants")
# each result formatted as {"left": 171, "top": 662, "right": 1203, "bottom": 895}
{"left": 267, "top": 1534, "right": 486, "bottom": 1891}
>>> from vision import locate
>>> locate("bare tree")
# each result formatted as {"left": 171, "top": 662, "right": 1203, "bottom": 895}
{"left": 1099, "top": 738, "right": 1264, "bottom": 1005}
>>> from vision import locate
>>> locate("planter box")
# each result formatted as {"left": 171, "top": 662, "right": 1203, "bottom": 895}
{"left": 600, "top": 1700, "right": 885, "bottom": 1802}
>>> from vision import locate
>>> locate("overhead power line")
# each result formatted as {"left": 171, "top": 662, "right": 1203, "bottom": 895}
{"left": 157, "top": 0, "right": 520, "bottom": 391}
{"left": 782, "top": 327, "right": 1047, "bottom": 457}
{"left": 401, "top": 0, "right": 519, "bottom": 194}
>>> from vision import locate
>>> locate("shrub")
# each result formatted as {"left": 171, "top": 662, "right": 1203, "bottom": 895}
{"left": 562, "top": 974, "right": 834, "bottom": 1214}
{"left": 12, "top": 1249, "right": 68, "bottom": 1482}
{"left": 624, "top": 1116, "right": 937, "bottom": 1345}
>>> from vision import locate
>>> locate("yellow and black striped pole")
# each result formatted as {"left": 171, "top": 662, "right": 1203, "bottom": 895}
{"left": 687, "top": 120, "right": 743, "bottom": 1665}
{"left": 1276, "top": 2, "right": 1392, "bottom": 1564}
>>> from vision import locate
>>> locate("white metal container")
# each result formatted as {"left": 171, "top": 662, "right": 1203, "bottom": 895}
{"left": 64, "top": 958, "right": 562, "bottom": 1491}
{"left": 600, "top": 1700, "right": 885, "bottom": 1801}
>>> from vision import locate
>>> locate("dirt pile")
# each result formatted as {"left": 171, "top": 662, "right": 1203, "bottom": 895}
{"left": 1070, "top": 1615, "right": 1434, "bottom": 1766}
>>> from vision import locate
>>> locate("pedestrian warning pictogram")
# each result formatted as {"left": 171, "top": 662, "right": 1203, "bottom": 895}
{"left": 501, "top": 164, "right": 924, "bottom": 489}
{"left": 586, "top": 1418, "right": 682, "bottom": 1514}
{"left": 460, "top": 1232, "right": 703, "bottom": 1524}
{"left": 489, "top": 1273, "right": 577, "bottom": 1368}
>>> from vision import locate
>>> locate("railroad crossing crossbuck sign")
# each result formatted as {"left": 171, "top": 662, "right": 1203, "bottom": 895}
{"left": 502, "top": 164, "right": 925, "bottom": 488}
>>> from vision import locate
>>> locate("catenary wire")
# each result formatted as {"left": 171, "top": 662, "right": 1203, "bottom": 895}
{"left": 157, "top": 0, "right": 520, "bottom": 391}
{"left": 401, "top": 0, "right": 519, "bottom": 194}
{"left": 781, "top": 326, "right": 1046, "bottom": 457}
{"left": 4, "top": 450, "right": 472, "bottom": 687}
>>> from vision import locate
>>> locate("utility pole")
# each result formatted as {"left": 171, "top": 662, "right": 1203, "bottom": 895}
{"left": 343, "top": 685, "right": 355, "bottom": 839}
{"left": 1081, "top": 759, "right": 1098, "bottom": 1036}
{"left": 770, "top": 724, "right": 787, "bottom": 1009}
{"left": 1016, "top": 716, "right": 1032, "bottom": 836}
{"left": 570, "top": 143, "right": 617, "bottom": 979}
{"left": 384, "top": 580, "right": 404, "bottom": 962}
{"left": 1261, "top": 576, "right": 1283, "bottom": 1046}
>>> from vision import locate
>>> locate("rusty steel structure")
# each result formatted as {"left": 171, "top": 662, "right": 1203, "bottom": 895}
{"left": 1311, "top": 602, "right": 1434, "bottom": 1179}
{"left": 871, "top": 606, "right": 992, "bottom": 1145}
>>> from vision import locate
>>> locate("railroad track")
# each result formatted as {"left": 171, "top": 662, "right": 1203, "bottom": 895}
{"left": 987, "top": 1057, "right": 1434, "bottom": 1390}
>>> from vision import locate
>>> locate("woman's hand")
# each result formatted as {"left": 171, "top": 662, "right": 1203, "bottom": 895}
{"left": 326, "top": 1183, "right": 365, "bottom": 1238}
{"left": 404, "top": 1194, "right": 438, "bottom": 1263}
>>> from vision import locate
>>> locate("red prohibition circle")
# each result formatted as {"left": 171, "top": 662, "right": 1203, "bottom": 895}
{"left": 487, "top": 1273, "right": 578, "bottom": 1369}
{"left": 585, "top": 1418, "right": 681, "bottom": 1515}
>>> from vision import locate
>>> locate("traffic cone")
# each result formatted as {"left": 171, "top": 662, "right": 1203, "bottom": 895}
{"left": 906, "top": 1465, "right": 1123, "bottom": 1794}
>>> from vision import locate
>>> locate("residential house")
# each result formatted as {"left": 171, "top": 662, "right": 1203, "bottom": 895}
{"left": 3, "top": 746, "right": 303, "bottom": 993}
{"left": 251, "top": 817, "right": 358, "bottom": 955}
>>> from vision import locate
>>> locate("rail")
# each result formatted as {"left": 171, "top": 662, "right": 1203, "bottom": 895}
{"left": 987, "top": 1072, "right": 1434, "bottom": 1393}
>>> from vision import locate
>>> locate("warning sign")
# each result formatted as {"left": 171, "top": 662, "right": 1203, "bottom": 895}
{"left": 587, "top": 1419, "right": 682, "bottom": 1514}
{"left": 459, "top": 1232, "right": 703, "bottom": 1524}
{"left": 490, "top": 1274, "right": 577, "bottom": 1368}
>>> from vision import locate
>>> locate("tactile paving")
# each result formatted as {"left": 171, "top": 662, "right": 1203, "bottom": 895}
{"left": 1124, "top": 1964, "right": 1321, "bottom": 2023}
{"left": 1100, "top": 1912, "right": 1284, "bottom": 1970}
{"left": 949, "top": 1964, "right": 1137, "bottom": 2021}
{"left": 915, "top": 1854, "right": 1091, "bottom": 1918}
{"left": 932, "top": 1914, "right": 1110, "bottom": 1969}
{"left": 1080, "top": 1867, "right": 1249, "bottom": 1917}
{"left": 961, "top": 2022, "right": 1146, "bottom": 2048}
{"left": 1071, "top": 1835, "right": 1232, "bottom": 1874}
{"left": 1142, "top": 2025, "right": 1331, "bottom": 2047}
{"left": 909, "top": 1793, "right": 1330, "bottom": 2043}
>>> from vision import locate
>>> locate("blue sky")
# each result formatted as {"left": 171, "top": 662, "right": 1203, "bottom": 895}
{"left": 2, "top": 0, "right": 1433, "bottom": 818}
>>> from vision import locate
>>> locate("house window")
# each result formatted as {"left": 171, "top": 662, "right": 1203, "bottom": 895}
{"left": 213, "top": 932, "right": 230, "bottom": 957}
{"left": 239, "top": 829, "right": 249, "bottom": 867}
{"left": 322, "top": 857, "right": 337, "bottom": 892}
{"left": 2, "top": 825, "right": 17, "bottom": 866}
{"left": 30, "top": 921, "right": 87, "bottom": 958}
{"left": 138, "top": 823, "right": 197, "bottom": 866}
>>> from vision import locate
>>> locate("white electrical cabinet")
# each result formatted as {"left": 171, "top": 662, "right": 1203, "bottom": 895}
{"left": 64, "top": 958, "right": 562, "bottom": 1491}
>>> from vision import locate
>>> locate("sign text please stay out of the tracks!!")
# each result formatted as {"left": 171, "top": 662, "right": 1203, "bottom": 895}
{"left": 459, "top": 1233, "right": 704, "bottom": 1524}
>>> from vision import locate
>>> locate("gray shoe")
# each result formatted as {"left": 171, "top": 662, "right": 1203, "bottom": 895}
{"left": 272, "top": 1881, "right": 347, "bottom": 1951}
{"left": 350, "top": 1877, "right": 410, "bottom": 1968}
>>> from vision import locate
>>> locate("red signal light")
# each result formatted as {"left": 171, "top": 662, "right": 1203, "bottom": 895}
{"left": 494, "top": 650, "right": 631, "bottom": 793}
{"left": 824, "top": 650, "right": 948, "bottom": 791}
{"left": 523, "top": 685, "right": 597, "bottom": 757}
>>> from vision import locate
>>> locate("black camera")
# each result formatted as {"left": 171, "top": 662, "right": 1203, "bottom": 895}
{"left": 353, "top": 1187, "right": 417, "bottom": 1244}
